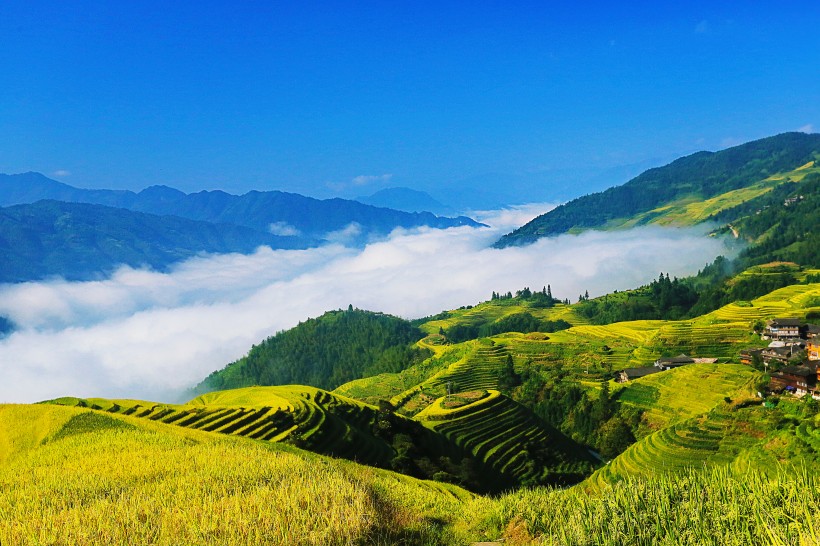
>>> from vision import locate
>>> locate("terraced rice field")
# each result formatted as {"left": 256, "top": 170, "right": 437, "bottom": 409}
{"left": 588, "top": 404, "right": 767, "bottom": 489}
{"left": 707, "top": 282, "right": 820, "bottom": 323}
{"left": 51, "top": 386, "right": 394, "bottom": 466}
{"left": 614, "top": 364, "right": 758, "bottom": 433}
{"left": 417, "top": 390, "right": 591, "bottom": 485}
{"left": 422, "top": 342, "right": 511, "bottom": 394}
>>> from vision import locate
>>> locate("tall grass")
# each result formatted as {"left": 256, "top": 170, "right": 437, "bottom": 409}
{"left": 481, "top": 465, "right": 820, "bottom": 545}
{"left": 0, "top": 406, "right": 475, "bottom": 546}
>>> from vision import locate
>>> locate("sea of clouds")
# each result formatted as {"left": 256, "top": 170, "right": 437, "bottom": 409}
{"left": 0, "top": 204, "right": 732, "bottom": 403}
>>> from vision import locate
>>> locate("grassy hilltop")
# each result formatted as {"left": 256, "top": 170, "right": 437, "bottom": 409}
{"left": 2, "top": 394, "right": 820, "bottom": 545}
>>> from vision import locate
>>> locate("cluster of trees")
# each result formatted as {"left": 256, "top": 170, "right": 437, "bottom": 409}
{"left": 576, "top": 262, "right": 802, "bottom": 325}
{"left": 372, "top": 401, "right": 489, "bottom": 492}
{"left": 490, "top": 285, "right": 563, "bottom": 307}
{"left": 575, "top": 273, "right": 698, "bottom": 324}
{"left": 196, "top": 308, "right": 431, "bottom": 393}
{"left": 444, "top": 312, "right": 572, "bottom": 343}
{"left": 515, "top": 372, "right": 638, "bottom": 459}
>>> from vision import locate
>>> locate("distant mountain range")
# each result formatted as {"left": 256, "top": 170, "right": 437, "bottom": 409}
{"left": 0, "top": 173, "right": 483, "bottom": 283}
{"left": 357, "top": 187, "right": 454, "bottom": 216}
{"left": 496, "top": 132, "right": 820, "bottom": 250}
{"left": 0, "top": 200, "right": 306, "bottom": 283}
{"left": 0, "top": 173, "right": 481, "bottom": 238}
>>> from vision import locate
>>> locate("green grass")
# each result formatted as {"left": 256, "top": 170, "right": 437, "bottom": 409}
{"left": 2, "top": 403, "right": 819, "bottom": 545}
{"left": 0, "top": 404, "right": 481, "bottom": 546}
{"left": 50, "top": 386, "right": 399, "bottom": 468}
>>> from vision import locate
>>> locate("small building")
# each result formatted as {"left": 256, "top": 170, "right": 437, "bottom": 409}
{"left": 769, "top": 363, "right": 818, "bottom": 397}
{"left": 739, "top": 348, "right": 763, "bottom": 365}
{"left": 764, "top": 318, "right": 802, "bottom": 341}
{"left": 615, "top": 367, "right": 661, "bottom": 383}
{"left": 761, "top": 346, "right": 797, "bottom": 366}
{"left": 804, "top": 324, "right": 820, "bottom": 340}
{"left": 808, "top": 340, "right": 820, "bottom": 362}
{"left": 654, "top": 354, "right": 695, "bottom": 371}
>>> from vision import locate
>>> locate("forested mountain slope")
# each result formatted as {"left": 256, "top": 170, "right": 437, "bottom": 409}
{"left": 195, "top": 309, "right": 432, "bottom": 394}
{"left": 497, "top": 132, "right": 820, "bottom": 247}
{"left": 0, "top": 200, "right": 304, "bottom": 282}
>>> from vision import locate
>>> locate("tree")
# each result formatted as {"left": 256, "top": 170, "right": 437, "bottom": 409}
{"left": 498, "top": 354, "right": 522, "bottom": 391}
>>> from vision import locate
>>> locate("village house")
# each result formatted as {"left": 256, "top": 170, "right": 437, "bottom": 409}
{"left": 763, "top": 318, "right": 802, "bottom": 342}
{"left": 654, "top": 354, "right": 695, "bottom": 371}
{"left": 614, "top": 366, "right": 660, "bottom": 383}
{"left": 769, "top": 363, "right": 819, "bottom": 397}
{"left": 739, "top": 348, "right": 763, "bottom": 365}
{"left": 808, "top": 340, "right": 820, "bottom": 361}
{"left": 761, "top": 345, "right": 799, "bottom": 367}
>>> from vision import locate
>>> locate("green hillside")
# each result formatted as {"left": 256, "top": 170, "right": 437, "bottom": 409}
{"left": 0, "top": 403, "right": 481, "bottom": 545}
{"left": 196, "top": 308, "right": 431, "bottom": 394}
{"left": 497, "top": 132, "right": 820, "bottom": 248}
{"left": 48, "top": 385, "right": 515, "bottom": 492}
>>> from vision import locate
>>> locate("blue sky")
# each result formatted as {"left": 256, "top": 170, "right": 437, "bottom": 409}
{"left": 1, "top": 1, "right": 818, "bottom": 203}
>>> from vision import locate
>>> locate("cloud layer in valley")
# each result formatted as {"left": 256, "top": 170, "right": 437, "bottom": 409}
{"left": 0, "top": 205, "right": 732, "bottom": 403}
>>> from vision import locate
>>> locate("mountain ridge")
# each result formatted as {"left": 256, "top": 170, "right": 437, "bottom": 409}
{"left": 496, "top": 132, "right": 820, "bottom": 247}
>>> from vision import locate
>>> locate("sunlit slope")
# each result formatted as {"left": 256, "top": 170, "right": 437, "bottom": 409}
{"left": 418, "top": 299, "right": 589, "bottom": 337}
{"left": 619, "top": 160, "right": 820, "bottom": 228}
{"left": 416, "top": 390, "right": 596, "bottom": 486}
{"left": 0, "top": 403, "right": 479, "bottom": 546}
{"left": 50, "top": 386, "right": 396, "bottom": 467}
{"left": 0, "top": 404, "right": 82, "bottom": 464}
{"left": 497, "top": 132, "right": 820, "bottom": 246}
{"left": 338, "top": 281, "right": 818, "bottom": 416}
{"left": 586, "top": 398, "right": 820, "bottom": 491}
{"left": 614, "top": 363, "right": 759, "bottom": 433}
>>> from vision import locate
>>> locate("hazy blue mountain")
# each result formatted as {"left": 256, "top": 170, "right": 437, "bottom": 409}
{"left": 0, "top": 200, "right": 306, "bottom": 283}
{"left": 356, "top": 187, "right": 454, "bottom": 215}
{"left": 0, "top": 173, "right": 482, "bottom": 240}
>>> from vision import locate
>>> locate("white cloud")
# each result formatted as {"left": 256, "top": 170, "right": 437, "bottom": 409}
{"left": 797, "top": 124, "right": 814, "bottom": 134}
{"left": 324, "top": 222, "right": 363, "bottom": 244}
{"left": 0, "top": 213, "right": 732, "bottom": 404}
{"left": 352, "top": 173, "right": 392, "bottom": 186}
{"left": 52, "top": 169, "right": 70, "bottom": 177}
{"left": 269, "top": 222, "right": 301, "bottom": 237}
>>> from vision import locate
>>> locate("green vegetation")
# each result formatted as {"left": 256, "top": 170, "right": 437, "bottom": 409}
{"left": 49, "top": 385, "right": 513, "bottom": 493}
{"left": 196, "top": 308, "right": 431, "bottom": 393}
{"left": 0, "top": 404, "right": 480, "bottom": 546}
{"left": 417, "top": 390, "right": 596, "bottom": 486}
{"left": 2, "top": 402, "right": 819, "bottom": 545}
{"left": 496, "top": 132, "right": 820, "bottom": 246}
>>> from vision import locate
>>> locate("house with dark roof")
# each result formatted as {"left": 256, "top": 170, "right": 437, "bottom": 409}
{"left": 761, "top": 345, "right": 798, "bottom": 366}
{"left": 654, "top": 354, "right": 695, "bottom": 371}
{"left": 769, "top": 363, "right": 818, "bottom": 397}
{"left": 614, "top": 367, "right": 661, "bottom": 383}
{"left": 739, "top": 348, "right": 763, "bottom": 365}
{"left": 764, "top": 318, "right": 802, "bottom": 341}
